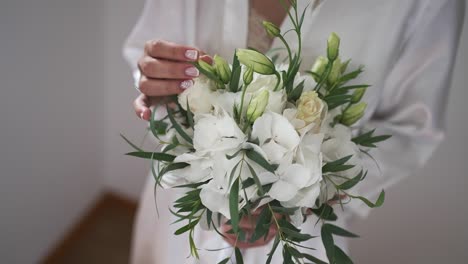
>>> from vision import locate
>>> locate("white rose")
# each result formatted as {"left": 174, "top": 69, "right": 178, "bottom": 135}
{"left": 296, "top": 91, "right": 326, "bottom": 126}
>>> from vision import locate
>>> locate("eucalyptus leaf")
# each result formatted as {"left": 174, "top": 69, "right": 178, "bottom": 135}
{"left": 229, "top": 177, "right": 240, "bottom": 233}
{"left": 245, "top": 149, "right": 278, "bottom": 172}
{"left": 323, "top": 223, "right": 359, "bottom": 238}
{"left": 166, "top": 106, "right": 193, "bottom": 145}
{"left": 235, "top": 247, "right": 244, "bottom": 264}
{"left": 321, "top": 225, "right": 335, "bottom": 263}
{"left": 120, "top": 134, "right": 143, "bottom": 152}
{"left": 334, "top": 245, "right": 353, "bottom": 264}
{"left": 125, "top": 151, "right": 176, "bottom": 162}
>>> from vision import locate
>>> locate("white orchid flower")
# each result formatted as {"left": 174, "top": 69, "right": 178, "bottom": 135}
{"left": 251, "top": 111, "right": 300, "bottom": 164}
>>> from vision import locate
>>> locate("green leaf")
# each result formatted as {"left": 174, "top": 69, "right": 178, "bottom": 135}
{"left": 229, "top": 51, "right": 242, "bottom": 92}
{"left": 303, "top": 253, "right": 329, "bottom": 264}
{"left": 160, "top": 162, "right": 190, "bottom": 178}
{"left": 311, "top": 204, "right": 337, "bottom": 221}
{"left": 282, "top": 228, "right": 314, "bottom": 242}
{"left": 174, "top": 219, "right": 199, "bottom": 235}
{"left": 246, "top": 162, "right": 265, "bottom": 196}
{"left": 336, "top": 84, "right": 370, "bottom": 91}
{"left": 337, "top": 171, "right": 364, "bottom": 190}
{"left": 235, "top": 247, "right": 244, "bottom": 264}
{"left": 245, "top": 149, "right": 278, "bottom": 172}
{"left": 282, "top": 245, "right": 294, "bottom": 264}
{"left": 166, "top": 106, "right": 193, "bottom": 145}
{"left": 339, "top": 67, "right": 364, "bottom": 84}
{"left": 348, "top": 190, "right": 385, "bottom": 208}
{"left": 189, "top": 230, "right": 199, "bottom": 258}
{"left": 120, "top": 134, "right": 143, "bottom": 152}
{"left": 322, "top": 155, "right": 354, "bottom": 173}
{"left": 228, "top": 161, "right": 241, "bottom": 186}
{"left": 288, "top": 80, "right": 304, "bottom": 102}
{"left": 186, "top": 99, "right": 194, "bottom": 129}
{"left": 229, "top": 177, "right": 240, "bottom": 233}
{"left": 151, "top": 120, "right": 168, "bottom": 136}
{"left": 334, "top": 245, "right": 353, "bottom": 264}
{"left": 266, "top": 235, "right": 280, "bottom": 264}
{"left": 218, "top": 258, "right": 230, "bottom": 264}
{"left": 270, "top": 206, "right": 299, "bottom": 215}
{"left": 125, "top": 151, "right": 176, "bottom": 162}
{"left": 323, "top": 224, "right": 359, "bottom": 238}
{"left": 352, "top": 129, "right": 392, "bottom": 148}
{"left": 321, "top": 225, "right": 335, "bottom": 263}
{"left": 250, "top": 206, "right": 272, "bottom": 242}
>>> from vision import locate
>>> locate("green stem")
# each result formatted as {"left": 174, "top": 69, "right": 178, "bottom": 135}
{"left": 279, "top": 35, "right": 293, "bottom": 64}
{"left": 238, "top": 84, "right": 249, "bottom": 123}
{"left": 274, "top": 71, "right": 282, "bottom": 91}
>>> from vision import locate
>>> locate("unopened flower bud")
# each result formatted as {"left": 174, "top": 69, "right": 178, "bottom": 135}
{"left": 327, "top": 32, "right": 340, "bottom": 61}
{"left": 198, "top": 59, "right": 217, "bottom": 75}
{"left": 351, "top": 88, "right": 366, "bottom": 103}
{"left": 236, "top": 49, "right": 276, "bottom": 75}
{"left": 341, "top": 102, "right": 367, "bottom": 126}
{"left": 243, "top": 66, "right": 254, "bottom": 85}
{"left": 327, "top": 58, "right": 342, "bottom": 84}
{"left": 214, "top": 55, "right": 232, "bottom": 84}
{"left": 247, "top": 89, "right": 269, "bottom": 122}
{"left": 311, "top": 56, "right": 328, "bottom": 82}
{"left": 262, "top": 21, "right": 281, "bottom": 38}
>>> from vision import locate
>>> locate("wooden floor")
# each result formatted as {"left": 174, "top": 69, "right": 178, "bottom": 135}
{"left": 41, "top": 192, "right": 137, "bottom": 264}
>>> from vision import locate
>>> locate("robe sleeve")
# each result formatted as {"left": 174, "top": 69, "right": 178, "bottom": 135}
{"left": 122, "top": 0, "right": 194, "bottom": 87}
{"left": 347, "top": 0, "right": 465, "bottom": 219}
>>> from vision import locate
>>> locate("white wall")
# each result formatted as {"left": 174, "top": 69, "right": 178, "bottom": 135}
{"left": 0, "top": 1, "right": 106, "bottom": 263}
{"left": 101, "top": 0, "right": 149, "bottom": 200}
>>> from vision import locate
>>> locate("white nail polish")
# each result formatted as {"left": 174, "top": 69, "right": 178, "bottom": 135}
{"left": 185, "top": 67, "right": 199, "bottom": 77}
{"left": 140, "top": 112, "right": 145, "bottom": 119}
{"left": 180, "top": 80, "right": 194, "bottom": 89}
{"left": 185, "top": 50, "right": 198, "bottom": 60}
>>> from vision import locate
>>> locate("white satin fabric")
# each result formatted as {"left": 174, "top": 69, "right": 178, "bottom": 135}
{"left": 123, "top": 1, "right": 464, "bottom": 263}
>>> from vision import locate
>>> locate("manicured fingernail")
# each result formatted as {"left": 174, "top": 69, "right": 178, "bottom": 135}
{"left": 185, "top": 50, "right": 198, "bottom": 60}
{"left": 140, "top": 112, "right": 145, "bottom": 119}
{"left": 185, "top": 67, "right": 199, "bottom": 77}
{"left": 180, "top": 80, "right": 194, "bottom": 89}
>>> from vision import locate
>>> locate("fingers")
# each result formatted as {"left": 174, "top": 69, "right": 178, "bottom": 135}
{"left": 199, "top": 54, "right": 213, "bottom": 64}
{"left": 133, "top": 94, "right": 151, "bottom": 121}
{"left": 144, "top": 39, "right": 199, "bottom": 62}
{"left": 138, "top": 57, "right": 199, "bottom": 79}
{"left": 138, "top": 76, "right": 194, "bottom": 96}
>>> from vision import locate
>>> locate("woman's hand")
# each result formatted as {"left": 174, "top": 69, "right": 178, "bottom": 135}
{"left": 220, "top": 208, "right": 282, "bottom": 249}
{"left": 133, "top": 39, "right": 211, "bottom": 120}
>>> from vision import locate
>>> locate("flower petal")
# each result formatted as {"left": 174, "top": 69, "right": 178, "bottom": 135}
{"left": 268, "top": 180, "right": 299, "bottom": 201}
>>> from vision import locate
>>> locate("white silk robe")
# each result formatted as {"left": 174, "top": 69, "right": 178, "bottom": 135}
{"left": 123, "top": 0, "right": 465, "bottom": 263}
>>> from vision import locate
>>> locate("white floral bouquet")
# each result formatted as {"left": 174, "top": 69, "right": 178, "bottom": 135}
{"left": 124, "top": 1, "right": 390, "bottom": 263}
